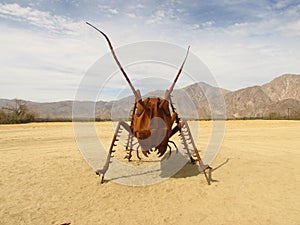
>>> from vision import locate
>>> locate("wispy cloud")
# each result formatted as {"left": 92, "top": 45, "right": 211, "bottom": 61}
{"left": 0, "top": 3, "right": 83, "bottom": 35}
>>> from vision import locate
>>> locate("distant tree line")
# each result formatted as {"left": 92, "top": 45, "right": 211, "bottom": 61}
{"left": 0, "top": 99, "right": 35, "bottom": 124}
{"left": 267, "top": 111, "right": 300, "bottom": 120}
{"left": 226, "top": 111, "right": 300, "bottom": 120}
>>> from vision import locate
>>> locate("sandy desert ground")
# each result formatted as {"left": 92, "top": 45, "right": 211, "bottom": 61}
{"left": 0, "top": 120, "right": 299, "bottom": 225}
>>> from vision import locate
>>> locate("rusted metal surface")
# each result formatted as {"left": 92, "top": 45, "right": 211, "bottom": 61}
{"left": 87, "top": 22, "right": 211, "bottom": 185}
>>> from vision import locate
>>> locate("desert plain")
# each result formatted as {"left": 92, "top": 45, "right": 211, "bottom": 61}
{"left": 0, "top": 120, "right": 299, "bottom": 225}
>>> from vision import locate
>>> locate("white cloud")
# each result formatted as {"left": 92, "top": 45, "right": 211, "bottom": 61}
{"left": 202, "top": 20, "right": 215, "bottom": 27}
{"left": 108, "top": 8, "right": 118, "bottom": 15}
{"left": 126, "top": 13, "right": 137, "bottom": 19}
{"left": 136, "top": 4, "right": 145, "bottom": 9}
{"left": 274, "top": 0, "right": 292, "bottom": 9}
{"left": 146, "top": 10, "right": 167, "bottom": 24}
{"left": 0, "top": 3, "right": 83, "bottom": 35}
{"left": 277, "top": 19, "right": 300, "bottom": 36}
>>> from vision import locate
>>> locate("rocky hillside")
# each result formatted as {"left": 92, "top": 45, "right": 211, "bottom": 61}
{"left": 262, "top": 74, "right": 300, "bottom": 102}
{"left": 225, "top": 74, "right": 300, "bottom": 119}
{"left": 1, "top": 74, "right": 299, "bottom": 120}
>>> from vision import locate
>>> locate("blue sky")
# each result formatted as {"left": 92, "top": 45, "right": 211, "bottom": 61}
{"left": 0, "top": 0, "right": 299, "bottom": 102}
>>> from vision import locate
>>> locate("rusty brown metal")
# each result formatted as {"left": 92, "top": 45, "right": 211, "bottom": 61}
{"left": 88, "top": 22, "right": 211, "bottom": 185}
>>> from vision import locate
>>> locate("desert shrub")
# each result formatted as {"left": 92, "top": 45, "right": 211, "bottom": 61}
{"left": 290, "top": 110, "right": 300, "bottom": 120}
{"left": 268, "top": 112, "right": 281, "bottom": 120}
{"left": 0, "top": 99, "right": 35, "bottom": 124}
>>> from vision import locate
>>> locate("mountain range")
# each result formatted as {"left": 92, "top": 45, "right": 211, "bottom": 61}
{"left": 1, "top": 74, "right": 299, "bottom": 120}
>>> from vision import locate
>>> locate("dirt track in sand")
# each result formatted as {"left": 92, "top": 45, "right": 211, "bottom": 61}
{"left": 0, "top": 120, "right": 299, "bottom": 225}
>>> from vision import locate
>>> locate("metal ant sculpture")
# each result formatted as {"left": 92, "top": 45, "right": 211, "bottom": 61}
{"left": 86, "top": 22, "right": 212, "bottom": 185}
